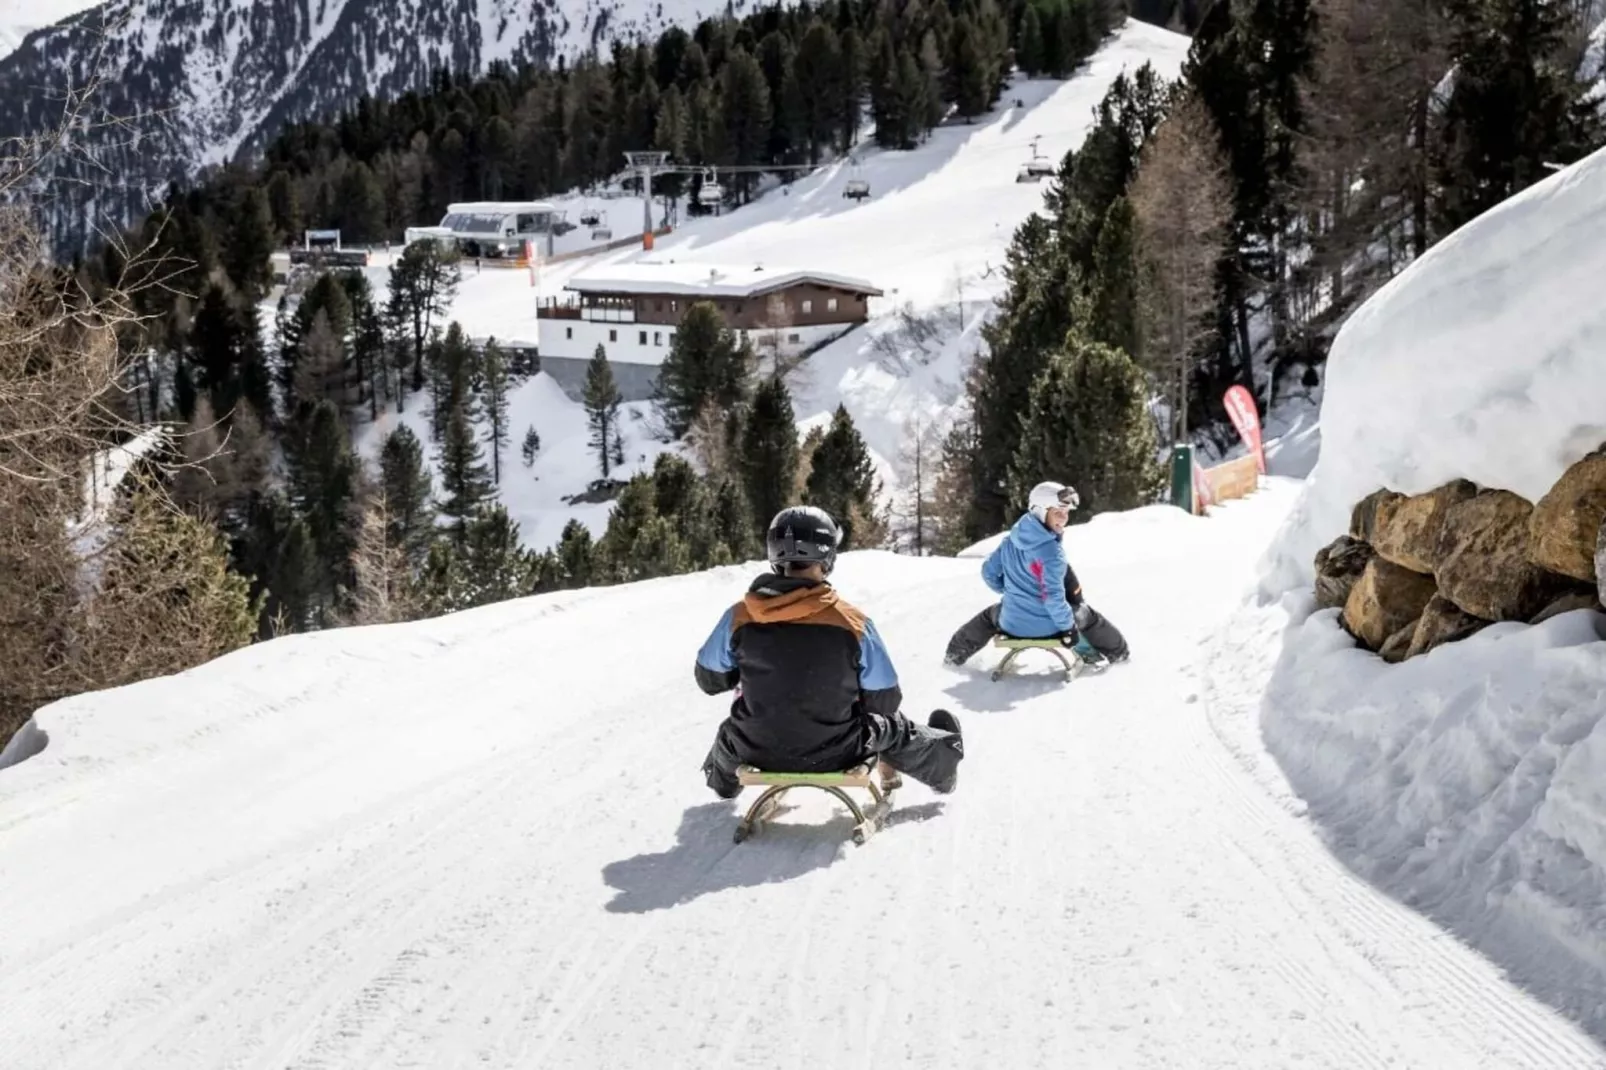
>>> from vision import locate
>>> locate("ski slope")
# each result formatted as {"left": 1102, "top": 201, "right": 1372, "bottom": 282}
{"left": 352, "top": 20, "right": 1193, "bottom": 550}
{"left": 5, "top": 478, "right": 1604, "bottom": 1069}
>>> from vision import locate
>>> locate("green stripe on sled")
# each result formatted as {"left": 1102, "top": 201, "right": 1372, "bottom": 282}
{"left": 993, "top": 637, "right": 1066, "bottom": 650}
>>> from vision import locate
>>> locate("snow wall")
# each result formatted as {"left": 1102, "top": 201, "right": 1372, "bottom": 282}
{"left": 1237, "top": 143, "right": 1606, "bottom": 1042}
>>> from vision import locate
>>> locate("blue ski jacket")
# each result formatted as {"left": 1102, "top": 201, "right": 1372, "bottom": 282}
{"left": 981, "top": 512, "right": 1074, "bottom": 638}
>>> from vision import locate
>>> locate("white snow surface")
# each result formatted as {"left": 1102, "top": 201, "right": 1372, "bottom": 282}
{"left": 6, "top": 477, "right": 1606, "bottom": 1067}
{"left": 354, "top": 20, "right": 1193, "bottom": 551}
{"left": 1206, "top": 590, "right": 1606, "bottom": 1045}
{"left": 1257, "top": 142, "right": 1606, "bottom": 599}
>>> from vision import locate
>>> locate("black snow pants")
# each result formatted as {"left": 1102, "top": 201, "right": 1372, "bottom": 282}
{"left": 703, "top": 711, "right": 963, "bottom": 800}
{"left": 943, "top": 601, "right": 1129, "bottom": 666}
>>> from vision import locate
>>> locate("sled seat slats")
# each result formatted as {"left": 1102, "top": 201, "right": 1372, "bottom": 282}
{"left": 993, "top": 636, "right": 1066, "bottom": 650}
{"left": 736, "top": 763, "right": 876, "bottom": 788}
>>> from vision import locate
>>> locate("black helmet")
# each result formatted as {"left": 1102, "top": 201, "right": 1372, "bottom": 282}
{"left": 766, "top": 506, "right": 841, "bottom": 574}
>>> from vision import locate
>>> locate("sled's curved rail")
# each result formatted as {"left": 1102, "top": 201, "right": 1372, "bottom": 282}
{"left": 733, "top": 763, "right": 892, "bottom": 845}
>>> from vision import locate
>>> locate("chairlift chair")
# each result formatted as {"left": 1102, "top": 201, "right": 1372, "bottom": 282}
{"left": 697, "top": 169, "right": 724, "bottom": 207}
{"left": 1026, "top": 155, "right": 1054, "bottom": 179}
{"left": 843, "top": 178, "right": 871, "bottom": 200}
{"left": 1016, "top": 163, "right": 1039, "bottom": 183}
{"left": 579, "top": 207, "right": 601, "bottom": 226}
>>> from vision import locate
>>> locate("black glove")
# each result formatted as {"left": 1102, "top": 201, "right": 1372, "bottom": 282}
{"left": 1058, "top": 630, "right": 1081, "bottom": 648}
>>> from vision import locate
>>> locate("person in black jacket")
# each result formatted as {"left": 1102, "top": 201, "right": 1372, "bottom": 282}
{"left": 695, "top": 505, "right": 964, "bottom": 799}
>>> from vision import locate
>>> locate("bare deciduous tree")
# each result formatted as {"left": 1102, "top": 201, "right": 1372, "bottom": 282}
{"left": 1130, "top": 90, "right": 1233, "bottom": 442}
{"left": 891, "top": 411, "right": 943, "bottom": 554}
{"left": 341, "top": 489, "right": 415, "bottom": 627}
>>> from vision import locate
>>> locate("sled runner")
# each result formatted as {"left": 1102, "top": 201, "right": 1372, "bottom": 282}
{"left": 990, "top": 636, "right": 1109, "bottom": 682}
{"left": 733, "top": 760, "right": 894, "bottom": 846}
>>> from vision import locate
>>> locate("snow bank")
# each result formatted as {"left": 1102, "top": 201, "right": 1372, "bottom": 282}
{"left": 1205, "top": 592, "right": 1606, "bottom": 1039}
{"left": 1257, "top": 143, "right": 1606, "bottom": 599}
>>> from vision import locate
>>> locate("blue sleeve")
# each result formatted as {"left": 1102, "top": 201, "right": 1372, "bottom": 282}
{"left": 1043, "top": 542, "right": 1073, "bottom": 632}
{"left": 981, "top": 542, "right": 1006, "bottom": 594}
{"left": 694, "top": 606, "right": 739, "bottom": 695}
{"left": 857, "top": 618, "right": 903, "bottom": 715}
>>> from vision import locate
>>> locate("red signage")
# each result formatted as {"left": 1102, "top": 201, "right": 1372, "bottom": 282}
{"left": 1223, "top": 385, "right": 1265, "bottom": 474}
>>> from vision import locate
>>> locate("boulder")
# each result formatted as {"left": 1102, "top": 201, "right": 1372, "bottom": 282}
{"left": 1314, "top": 536, "right": 1375, "bottom": 610}
{"left": 1530, "top": 449, "right": 1606, "bottom": 582}
{"left": 1406, "top": 595, "right": 1490, "bottom": 659}
{"left": 1379, "top": 619, "right": 1419, "bottom": 663}
{"left": 1436, "top": 490, "right": 1566, "bottom": 621}
{"left": 1373, "top": 479, "right": 1478, "bottom": 574}
{"left": 1530, "top": 590, "right": 1602, "bottom": 626}
{"left": 1343, "top": 557, "right": 1439, "bottom": 650}
{"left": 1350, "top": 488, "right": 1405, "bottom": 543}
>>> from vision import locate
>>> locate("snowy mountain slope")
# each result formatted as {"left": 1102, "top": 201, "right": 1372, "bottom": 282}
{"left": 5, "top": 477, "right": 1604, "bottom": 1068}
{"left": 0, "top": 0, "right": 718, "bottom": 251}
{"left": 352, "top": 21, "right": 1193, "bottom": 550}
{"left": 0, "top": 0, "right": 98, "bottom": 60}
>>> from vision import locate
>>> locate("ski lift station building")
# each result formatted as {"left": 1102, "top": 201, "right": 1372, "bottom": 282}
{"left": 535, "top": 261, "right": 884, "bottom": 402}
{"left": 403, "top": 201, "right": 570, "bottom": 259}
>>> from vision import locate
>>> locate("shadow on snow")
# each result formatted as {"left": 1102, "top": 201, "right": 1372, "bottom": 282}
{"left": 601, "top": 799, "right": 946, "bottom": 914}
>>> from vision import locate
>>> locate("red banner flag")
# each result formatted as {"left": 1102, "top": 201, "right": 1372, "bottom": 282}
{"left": 1223, "top": 385, "right": 1265, "bottom": 474}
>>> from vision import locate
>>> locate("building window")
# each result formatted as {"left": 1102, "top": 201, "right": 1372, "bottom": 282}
{"left": 655, "top": 300, "right": 663, "bottom": 312}
{"left": 827, "top": 298, "right": 838, "bottom": 313}
{"left": 654, "top": 331, "right": 662, "bottom": 345}
{"left": 565, "top": 327, "right": 572, "bottom": 339}
{"left": 670, "top": 299, "right": 678, "bottom": 312}
{"left": 609, "top": 329, "right": 617, "bottom": 342}
{"left": 639, "top": 330, "right": 647, "bottom": 345}
{"left": 802, "top": 299, "right": 813, "bottom": 314}
{"left": 788, "top": 333, "right": 801, "bottom": 343}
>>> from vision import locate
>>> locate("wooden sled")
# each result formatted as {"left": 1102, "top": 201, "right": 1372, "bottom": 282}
{"left": 733, "top": 760, "right": 894, "bottom": 846}
{"left": 990, "top": 636, "right": 1108, "bottom": 682}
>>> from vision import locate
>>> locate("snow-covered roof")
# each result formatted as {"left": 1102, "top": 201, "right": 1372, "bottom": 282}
{"left": 563, "top": 261, "right": 884, "bottom": 299}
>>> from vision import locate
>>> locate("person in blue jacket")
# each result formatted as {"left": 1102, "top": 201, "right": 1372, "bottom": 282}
{"left": 943, "top": 480, "right": 1130, "bottom": 667}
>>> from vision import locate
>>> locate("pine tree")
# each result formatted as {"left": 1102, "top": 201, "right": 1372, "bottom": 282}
{"left": 290, "top": 400, "right": 361, "bottom": 618}
{"left": 804, "top": 404, "right": 879, "bottom": 549}
{"left": 379, "top": 425, "right": 436, "bottom": 565}
{"left": 479, "top": 338, "right": 511, "bottom": 484}
{"left": 722, "top": 47, "right": 774, "bottom": 201}
{"left": 438, "top": 401, "right": 492, "bottom": 539}
{"left": 1018, "top": 5, "right": 1046, "bottom": 76}
{"left": 1434, "top": 0, "right": 1602, "bottom": 234}
{"left": 555, "top": 518, "right": 595, "bottom": 588}
{"left": 225, "top": 186, "right": 276, "bottom": 300}
{"left": 583, "top": 343, "right": 623, "bottom": 477}
{"left": 428, "top": 322, "right": 481, "bottom": 443}
{"left": 522, "top": 424, "right": 542, "bottom": 466}
{"left": 713, "top": 475, "right": 758, "bottom": 561}
{"left": 454, "top": 505, "right": 534, "bottom": 609}
{"left": 241, "top": 491, "right": 318, "bottom": 636}
{"left": 740, "top": 376, "right": 800, "bottom": 544}
{"left": 386, "top": 238, "right": 462, "bottom": 398}
{"left": 265, "top": 170, "right": 303, "bottom": 244}
{"left": 655, "top": 301, "right": 748, "bottom": 437}
{"left": 1089, "top": 195, "right": 1142, "bottom": 361}
{"left": 795, "top": 20, "right": 844, "bottom": 162}
{"left": 1010, "top": 332, "right": 1163, "bottom": 519}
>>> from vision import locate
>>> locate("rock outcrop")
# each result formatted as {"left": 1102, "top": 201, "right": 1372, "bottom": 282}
{"left": 1530, "top": 448, "right": 1606, "bottom": 583}
{"left": 1350, "top": 489, "right": 1404, "bottom": 544}
{"left": 1343, "top": 558, "right": 1438, "bottom": 650}
{"left": 1406, "top": 595, "right": 1490, "bottom": 659}
{"left": 1435, "top": 491, "right": 1564, "bottom": 622}
{"left": 1314, "top": 536, "right": 1375, "bottom": 611}
{"left": 1373, "top": 479, "right": 1477, "bottom": 574}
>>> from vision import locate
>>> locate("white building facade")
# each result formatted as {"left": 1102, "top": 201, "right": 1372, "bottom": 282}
{"left": 535, "top": 261, "right": 883, "bottom": 402}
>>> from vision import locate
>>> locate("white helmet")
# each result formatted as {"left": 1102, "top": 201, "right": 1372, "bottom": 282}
{"left": 1028, "top": 480, "right": 1080, "bottom": 524}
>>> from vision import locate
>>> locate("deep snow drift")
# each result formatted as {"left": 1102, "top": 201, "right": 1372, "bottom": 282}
{"left": 1206, "top": 142, "right": 1606, "bottom": 1045}
{"left": 4, "top": 479, "right": 1604, "bottom": 1068}
{"left": 1257, "top": 143, "right": 1606, "bottom": 597}
{"left": 352, "top": 19, "right": 1194, "bottom": 550}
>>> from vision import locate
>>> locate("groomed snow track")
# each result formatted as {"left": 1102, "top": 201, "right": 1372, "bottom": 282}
{"left": 3, "top": 479, "right": 1603, "bottom": 1068}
